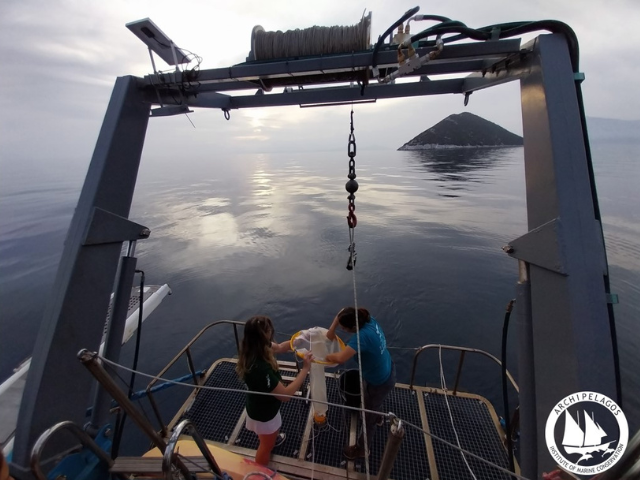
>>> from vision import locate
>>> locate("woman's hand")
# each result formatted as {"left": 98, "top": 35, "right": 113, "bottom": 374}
{"left": 302, "top": 351, "right": 313, "bottom": 371}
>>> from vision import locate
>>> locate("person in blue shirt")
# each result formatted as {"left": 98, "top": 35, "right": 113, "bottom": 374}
{"left": 325, "top": 307, "right": 396, "bottom": 459}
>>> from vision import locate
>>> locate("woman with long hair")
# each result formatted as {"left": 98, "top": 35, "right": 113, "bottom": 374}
{"left": 325, "top": 307, "right": 396, "bottom": 459}
{"left": 236, "top": 316, "right": 312, "bottom": 466}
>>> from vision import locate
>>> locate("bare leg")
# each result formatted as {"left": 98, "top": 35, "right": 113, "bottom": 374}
{"left": 256, "top": 430, "right": 279, "bottom": 466}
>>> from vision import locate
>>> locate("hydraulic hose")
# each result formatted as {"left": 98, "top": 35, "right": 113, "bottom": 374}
{"left": 112, "top": 269, "right": 146, "bottom": 458}
{"left": 502, "top": 299, "right": 516, "bottom": 472}
{"left": 372, "top": 6, "right": 420, "bottom": 69}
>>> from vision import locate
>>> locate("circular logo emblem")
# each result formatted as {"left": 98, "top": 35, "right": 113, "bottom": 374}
{"left": 545, "top": 391, "right": 628, "bottom": 475}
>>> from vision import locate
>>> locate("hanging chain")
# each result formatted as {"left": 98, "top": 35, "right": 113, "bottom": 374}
{"left": 346, "top": 109, "right": 359, "bottom": 270}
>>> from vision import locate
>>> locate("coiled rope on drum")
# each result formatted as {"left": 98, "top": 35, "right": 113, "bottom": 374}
{"left": 251, "top": 15, "right": 370, "bottom": 61}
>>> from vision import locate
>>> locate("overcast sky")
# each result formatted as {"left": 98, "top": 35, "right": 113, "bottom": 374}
{"left": 1, "top": 0, "right": 639, "bottom": 162}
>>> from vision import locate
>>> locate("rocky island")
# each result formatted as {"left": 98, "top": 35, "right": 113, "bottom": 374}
{"left": 398, "top": 112, "right": 523, "bottom": 150}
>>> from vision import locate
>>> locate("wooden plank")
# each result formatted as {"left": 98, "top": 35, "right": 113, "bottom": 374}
{"left": 417, "top": 391, "right": 440, "bottom": 480}
{"left": 298, "top": 405, "right": 315, "bottom": 461}
{"left": 111, "top": 456, "right": 208, "bottom": 474}
{"left": 228, "top": 409, "right": 247, "bottom": 445}
{"left": 210, "top": 441, "right": 368, "bottom": 479}
{"left": 347, "top": 411, "right": 357, "bottom": 473}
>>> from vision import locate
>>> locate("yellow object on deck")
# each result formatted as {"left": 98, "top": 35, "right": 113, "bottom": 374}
{"left": 143, "top": 437, "right": 290, "bottom": 480}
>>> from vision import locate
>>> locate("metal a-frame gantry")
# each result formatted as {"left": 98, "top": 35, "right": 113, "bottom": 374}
{"left": 11, "top": 32, "right": 618, "bottom": 480}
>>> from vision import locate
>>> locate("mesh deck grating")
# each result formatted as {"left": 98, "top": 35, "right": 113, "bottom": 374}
{"left": 182, "top": 361, "right": 246, "bottom": 443}
{"left": 303, "top": 375, "right": 351, "bottom": 469}
{"left": 424, "top": 392, "right": 511, "bottom": 480}
{"left": 179, "top": 360, "right": 512, "bottom": 480}
{"left": 353, "top": 387, "right": 431, "bottom": 480}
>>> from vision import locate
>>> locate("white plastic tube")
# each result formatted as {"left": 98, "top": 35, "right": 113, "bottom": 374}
{"left": 309, "top": 327, "right": 328, "bottom": 422}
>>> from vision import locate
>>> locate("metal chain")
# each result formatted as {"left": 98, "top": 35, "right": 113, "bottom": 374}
{"left": 346, "top": 109, "right": 359, "bottom": 270}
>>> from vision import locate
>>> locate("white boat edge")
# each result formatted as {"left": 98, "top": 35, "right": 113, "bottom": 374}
{"left": 0, "top": 283, "right": 172, "bottom": 456}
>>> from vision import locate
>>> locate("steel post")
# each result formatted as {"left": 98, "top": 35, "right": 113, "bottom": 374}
{"left": 11, "top": 76, "right": 150, "bottom": 479}
{"left": 515, "top": 262, "right": 536, "bottom": 477}
{"left": 518, "top": 34, "right": 616, "bottom": 475}
{"left": 378, "top": 418, "right": 405, "bottom": 480}
{"left": 88, "top": 255, "right": 138, "bottom": 433}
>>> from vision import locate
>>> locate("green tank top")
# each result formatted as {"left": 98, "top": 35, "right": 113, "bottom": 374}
{"left": 243, "top": 359, "right": 282, "bottom": 422}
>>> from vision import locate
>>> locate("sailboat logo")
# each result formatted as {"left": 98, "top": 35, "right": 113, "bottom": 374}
{"left": 561, "top": 410, "right": 615, "bottom": 463}
{"left": 545, "top": 391, "right": 628, "bottom": 475}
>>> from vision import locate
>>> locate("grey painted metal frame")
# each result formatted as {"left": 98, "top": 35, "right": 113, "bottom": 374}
{"left": 515, "top": 34, "right": 615, "bottom": 476}
{"left": 9, "top": 35, "right": 617, "bottom": 480}
{"left": 11, "top": 76, "right": 150, "bottom": 477}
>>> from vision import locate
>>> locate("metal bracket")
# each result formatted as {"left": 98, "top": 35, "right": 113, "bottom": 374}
{"left": 150, "top": 104, "right": 193, "bottom": 117}
{"left": 503, "top": 218, "right": 567, "bottom": 274}
{"left": 606, "top": 293, "right": 619, "bottom": 305}
{"left": 83, "top": 207, "right": 150, "bottom": 246}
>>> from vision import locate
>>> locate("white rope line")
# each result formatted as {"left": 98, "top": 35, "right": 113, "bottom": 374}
{"left": 349, "top": 227, "right": 370, "bottom": 480}
{"left": 308, "top": 335, "right": 315, "bottom": 480}
{"left": 93, "top": 354, "right": 530, "bottom": 480}
{"left": 439, "top": 345, "right": 478, "bottom": 480}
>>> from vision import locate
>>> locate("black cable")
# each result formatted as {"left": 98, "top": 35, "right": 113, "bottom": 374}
{"left": 413, "top": 14, "right": 452, "bottom": 23}
{"left": 111, "top": 269, "right": 146, "bottom": 458}
{"left": 495, "top": 20, "right": 579, "bottom": 72}
{"left": 502, "top": 299, "right": 515, "bottom": 472}
{"left": 371, "top": 6, "right": 420, "bottom": 69}
{"left": 408, "top": 19, "right": 579, "bottom": 73}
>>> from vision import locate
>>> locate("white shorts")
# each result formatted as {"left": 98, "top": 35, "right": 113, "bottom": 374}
{"left": 245, "top": 411, "right": 282, "bottom": 435}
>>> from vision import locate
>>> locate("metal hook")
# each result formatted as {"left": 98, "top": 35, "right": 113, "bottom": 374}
{"left": 223, "top": 109, "right": 230, "bottom": 121}
{"left": 464, "top": 92, "right": 472, "bottom": 107}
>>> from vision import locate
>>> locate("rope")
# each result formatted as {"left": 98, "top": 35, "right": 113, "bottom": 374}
{"left": 439, "top": 345, "right": 478, "bottom": 480}
{"left": 349, "top": 227, "right": 370, "bottom": 479}
{"left": 93, "top": 354, "right": 530, "bottom": 480}
{"left": 252, "top": 16, "right": 370, "bottom": 61}
{"left": 307, "top": 336, "right": 315, "bottom": 480}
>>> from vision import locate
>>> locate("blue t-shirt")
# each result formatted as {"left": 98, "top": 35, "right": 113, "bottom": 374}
{"left": 346, "top": 318, "right": 392, "bottom": 385}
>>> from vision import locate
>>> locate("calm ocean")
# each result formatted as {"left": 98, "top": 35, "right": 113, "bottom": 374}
{"left": 1, "top": 143, "right": 638, "bottom": 445}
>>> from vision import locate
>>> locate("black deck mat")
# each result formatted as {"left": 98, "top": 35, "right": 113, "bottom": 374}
{"left": 303, "top": 375, "right": 351, "bottom": 469}
{"left": 179, "top": 361, "right": 509, "bottom": 480}
{"left": 353, "top": 387, "right": 431, "bottom": 480}
{"left": 424, "top": 392, "right": 512, "bottom": 480}
{"left": 181, "top": 361, "right": 246, "bottom": 443}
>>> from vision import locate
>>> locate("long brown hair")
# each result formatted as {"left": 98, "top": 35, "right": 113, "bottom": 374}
{"left": 236, "top": 315, "right": 278, "bottom": 378}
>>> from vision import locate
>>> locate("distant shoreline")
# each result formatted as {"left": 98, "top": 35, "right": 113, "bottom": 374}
{"left": 398, "top": 144, "right": 523, "bottom": 151}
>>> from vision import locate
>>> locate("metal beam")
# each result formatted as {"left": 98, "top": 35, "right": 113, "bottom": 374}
{"left": 182, "top": 79, "right": 464, "bottom": 110}
{"left": 10, "top": 76, "right": 150, "bottom": 478}
{"left": 517, "top": 34, "right": 615, "bottom": 477}
{"left": 462, "top": 52, "right": 532, "bottom": 94}
{"left": 144, "top": 39, "right": 522, "bottom": 86}
{"left": 143, "top": 58, "right": 506, "bottom": 97}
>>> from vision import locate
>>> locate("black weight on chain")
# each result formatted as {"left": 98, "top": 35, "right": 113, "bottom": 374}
{"left": 346, "top": 111, "right": 358, "bottom": 269}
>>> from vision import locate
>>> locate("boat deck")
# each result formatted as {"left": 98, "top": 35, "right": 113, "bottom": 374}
{"left": 172, "top": 359, "right": 516, "bottom": 480}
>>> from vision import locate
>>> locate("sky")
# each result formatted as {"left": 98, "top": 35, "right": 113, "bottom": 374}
{"left": 1, "top": 0, "right": 639, "bottom": 163}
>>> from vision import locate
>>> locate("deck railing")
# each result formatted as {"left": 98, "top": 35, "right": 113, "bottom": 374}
{"left": 409, "top": 344, "right": 519, "bottom": 394}
{"left": 145, "top": 320, "right": 245, "bottom": 436}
